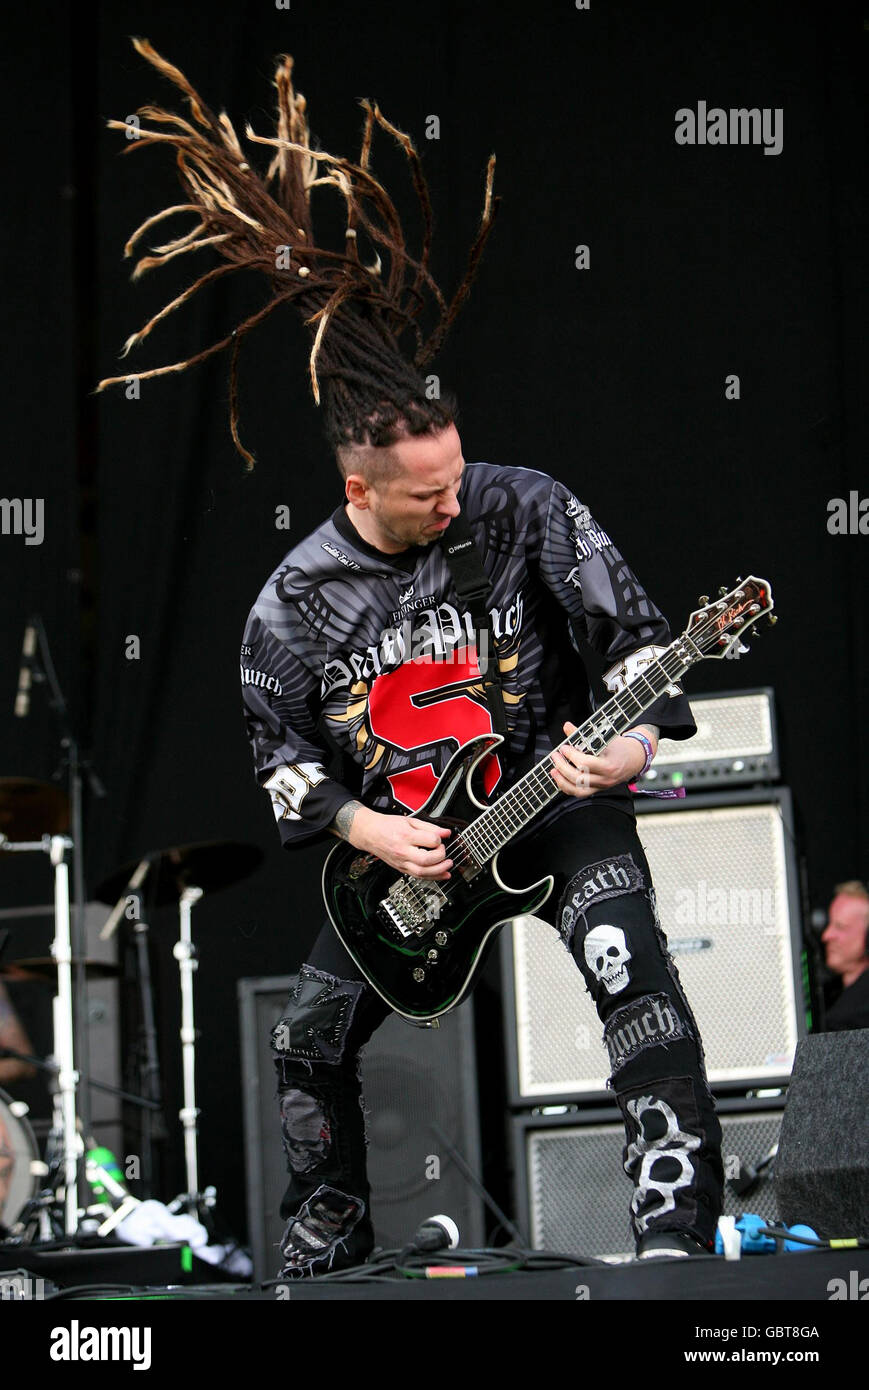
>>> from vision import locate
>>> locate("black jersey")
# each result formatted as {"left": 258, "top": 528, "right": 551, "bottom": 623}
{"left": 241, "top": 462, "right": 696, "bottom": 849}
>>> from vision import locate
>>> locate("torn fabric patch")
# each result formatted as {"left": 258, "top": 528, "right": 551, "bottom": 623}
{"left": 279, "top": 1184, "right": 366, "bottom": 1276}
{"left": 270, "top": 964, "right": 365, "bottom": 1064}
{"left": 280, "top": 1089, "right": 332, "bottom": 1174}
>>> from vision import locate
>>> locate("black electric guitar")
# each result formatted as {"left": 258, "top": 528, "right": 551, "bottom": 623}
{"left": 323, "top": 578, "right": 775, "bottom": 1023}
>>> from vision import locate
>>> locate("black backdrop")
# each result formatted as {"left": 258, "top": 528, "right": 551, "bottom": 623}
{"left": 1, "top": 0, "right": 865, "bottom": 1242}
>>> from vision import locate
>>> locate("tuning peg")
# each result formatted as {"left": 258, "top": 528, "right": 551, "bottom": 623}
{"left": 718, "top": 586, "right": 728, "bottom": 598}
{"left": 698, "top": 594, "right": 709, "bottom": 605}
{"left": 767, "top": 614, "right": 778, "bottom": 627}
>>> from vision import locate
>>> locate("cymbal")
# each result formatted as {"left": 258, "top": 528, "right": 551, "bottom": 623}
{"left": 95, "top": 840, "right": 263, "bottom": 908}
{"left": 1, "top": 957, "right": 120, "bottom": 983}
{"left": 0, "top": 779, "right": 70, "bottom": 842}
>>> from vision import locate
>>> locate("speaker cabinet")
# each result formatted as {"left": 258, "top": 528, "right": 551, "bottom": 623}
{"left": 775, "top": 1029, "right": 869, "bottom": 1237}
{"left": 502, "top": 789, "right": 806, "bottom": 1103}
{"left": 238, "top": 976, "right": 484, "bottom": 1280}
{"left": 514, "top": 1097, "right": 785, "bottom": 1259}
{"left": 637, "top": 687, "right": 779, "bottom": 790}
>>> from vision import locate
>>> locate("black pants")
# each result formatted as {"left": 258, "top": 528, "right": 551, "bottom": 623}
{"left": 271, "top": 804, "right": 724, "bottom": 1260}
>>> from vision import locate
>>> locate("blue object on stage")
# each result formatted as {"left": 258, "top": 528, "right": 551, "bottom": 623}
{"left": 736, "top": 1213, "right": 777, "bottom": 1254}
{"left": 783, "top": 1223, "right": 819, "bottom": 1252}
{"left": 715, "top": 1214, "right": 822, "bottom": 1255}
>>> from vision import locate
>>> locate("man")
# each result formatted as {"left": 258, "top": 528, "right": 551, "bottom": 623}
{"left": 821, "top": 881, "right": 869, "bottom": 1031}
{"left": 241, "top": 415, "right": 724, "bottom": 1273}
{"left": 98, "top": 40, "right": 723, "bottom": 1275}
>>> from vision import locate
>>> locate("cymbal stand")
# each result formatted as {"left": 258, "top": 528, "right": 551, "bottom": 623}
{"left": 173, "top": 884, "right": 204, "bottom": 1210}
{"left": 50, "top": 833, "right": 81, "bottom": 1236}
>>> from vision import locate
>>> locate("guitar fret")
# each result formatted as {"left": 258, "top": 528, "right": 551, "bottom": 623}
{"left": 458, "top": 642, "right": 699, "bottom": 865}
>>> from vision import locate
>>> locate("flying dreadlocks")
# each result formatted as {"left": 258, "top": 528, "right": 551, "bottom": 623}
{"left": 97, "top": 38, "right": 499, "bottom": 468}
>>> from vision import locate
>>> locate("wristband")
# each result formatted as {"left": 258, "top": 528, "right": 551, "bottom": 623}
{"left": 623, "top": 730, "right": 655, "bottom": 778}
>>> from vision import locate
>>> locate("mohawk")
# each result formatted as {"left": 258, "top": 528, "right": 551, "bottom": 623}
{"left": 96, "top": 38, "right": 500, "bottom": 468}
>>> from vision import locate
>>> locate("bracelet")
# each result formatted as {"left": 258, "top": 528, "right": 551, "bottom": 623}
{"left": 623, "top": 730, "right": 655, "bottom": 778}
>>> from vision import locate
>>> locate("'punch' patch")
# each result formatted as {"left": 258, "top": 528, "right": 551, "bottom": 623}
{"left": 604, "top": 993, "right": 691, "bottom": 1077}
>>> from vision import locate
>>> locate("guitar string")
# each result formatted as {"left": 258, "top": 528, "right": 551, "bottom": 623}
{"left": 397, "top": 596, "right": 763, "bottom": 913}
{"left": 443, "top": 633, "right": 701, "bottom": 873}
{"left": 393, "top": 590, "right": 768, "bottom": 915}
{"left": 450, "top": 592, "right": 770, "bottom": 869}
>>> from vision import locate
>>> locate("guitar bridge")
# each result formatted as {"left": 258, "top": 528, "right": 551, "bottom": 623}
{"left": 377, "top": 877, "right": 447, "bottom": 939}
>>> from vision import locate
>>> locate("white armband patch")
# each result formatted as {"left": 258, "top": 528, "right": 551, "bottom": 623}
{"left": 603, "top": 646, "right": 683, "bottom": 701}
{"left": 264, "top": 763, "right": 328, "bottom": 821}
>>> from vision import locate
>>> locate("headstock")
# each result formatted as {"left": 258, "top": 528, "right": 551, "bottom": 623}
{"left": 685, "top": 577, "right": 775, "bottom": 661}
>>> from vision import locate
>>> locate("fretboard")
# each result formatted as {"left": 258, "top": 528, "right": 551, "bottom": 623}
{"left": 458, "top": 632, "right": 701, "bottom": 866}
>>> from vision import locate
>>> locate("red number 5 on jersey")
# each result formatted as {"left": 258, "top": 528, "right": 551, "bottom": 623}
{"left": 367, "top": 646, "right": 502, "bottom": 811}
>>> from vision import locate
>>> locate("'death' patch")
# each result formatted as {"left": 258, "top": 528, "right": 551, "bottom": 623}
{"left": 558, "top": 853, "right": 644, "bottom": 949}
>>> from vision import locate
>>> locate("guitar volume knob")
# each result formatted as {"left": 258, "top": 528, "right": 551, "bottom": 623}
{"left": 412, "top": 967, "right": 426, "bottom": 983}
{"left": 434, "top": 931, "right": 448, "bottom": 946}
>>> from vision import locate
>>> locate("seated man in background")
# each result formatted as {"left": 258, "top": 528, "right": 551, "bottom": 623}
{"left": 821, "top": 880, "right": 869, "bottom": 1031}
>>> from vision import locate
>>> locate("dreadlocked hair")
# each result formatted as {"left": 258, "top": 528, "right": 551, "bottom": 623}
{"left": 96, "top": 37, "right": 499, "bottom": 470}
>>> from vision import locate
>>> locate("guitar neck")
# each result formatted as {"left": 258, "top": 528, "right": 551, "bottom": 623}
{"left": 459, "top": 631, "right": 702, "bottom": 865}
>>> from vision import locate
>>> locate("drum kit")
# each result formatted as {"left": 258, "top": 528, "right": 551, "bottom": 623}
{"left": 0, "top": 613, "right": 265, "bottom": 1263}
{"left": 0, "top": 776, "right": 262, "bottom": 1246}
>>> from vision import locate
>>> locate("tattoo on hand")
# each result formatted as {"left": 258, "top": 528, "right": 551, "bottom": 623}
{"left": 333, "top": 800, "right": 363, "bottom": 841}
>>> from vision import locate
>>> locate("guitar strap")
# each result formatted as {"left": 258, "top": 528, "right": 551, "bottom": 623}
{"left": 440, "top": 511, "right": 508, "bottom": 735}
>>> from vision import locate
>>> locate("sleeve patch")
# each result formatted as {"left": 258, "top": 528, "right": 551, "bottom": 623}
{"left": 264, "top": 763, "right": 328, "bottom": 821}
{"left": 602, "top": 645, "right": 683, "bottom": 700}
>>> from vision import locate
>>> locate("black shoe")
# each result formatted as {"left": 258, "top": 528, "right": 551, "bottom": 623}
{"left": 635, "top": 1230, "right": 713, "bottom": 1261}
{"left": 277, "top": 1184, "right": 373, "bottom": 1278}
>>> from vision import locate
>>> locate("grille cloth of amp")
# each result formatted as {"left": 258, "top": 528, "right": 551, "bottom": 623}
{"left": 502, "top": 789, "right": 804, "bottom": 1104}
{"left": 516, "top": 1102, "right": 784, "bottom": 1260}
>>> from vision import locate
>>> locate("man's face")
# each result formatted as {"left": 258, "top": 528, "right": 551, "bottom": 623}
{"left": 344, "top": 424, "right": 465, "bottom": 552}
{"left": 821, "top": 893, "right": 869, "bottom": 979}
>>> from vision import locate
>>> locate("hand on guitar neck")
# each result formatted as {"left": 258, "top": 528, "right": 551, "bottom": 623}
{"left": 549, "top": 720, "right": 657, "bottom": 798}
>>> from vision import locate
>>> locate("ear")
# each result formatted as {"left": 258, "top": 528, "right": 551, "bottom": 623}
{"left": 345, "top": 473, "right": 371, "bottom": 510}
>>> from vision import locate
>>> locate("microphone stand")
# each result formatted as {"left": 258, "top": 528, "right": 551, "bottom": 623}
{"left": 22, "top": 614, "right": 106, "bottom": 1228}
{"left": 100, "top": 860, "right": 166, "bottom": 1198}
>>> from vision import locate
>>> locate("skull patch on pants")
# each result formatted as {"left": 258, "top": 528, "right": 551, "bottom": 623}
{"left": 584, "top": 923, "right": 633, "bottom": 994}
